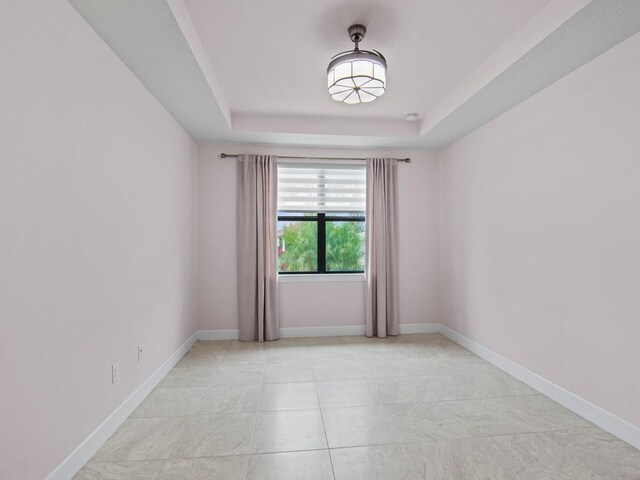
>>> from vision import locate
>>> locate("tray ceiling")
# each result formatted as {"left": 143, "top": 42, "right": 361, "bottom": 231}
{"left": 68, "top": 0, "right": 640, "bottom": 149}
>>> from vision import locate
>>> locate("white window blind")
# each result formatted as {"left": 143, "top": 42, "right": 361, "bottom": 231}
{"left": 277, "top": 163, "right": 366, "bottom": 212}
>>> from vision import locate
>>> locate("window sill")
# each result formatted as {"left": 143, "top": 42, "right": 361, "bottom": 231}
{"left": 278, "top": 273, "right": 365, "bottom": 283}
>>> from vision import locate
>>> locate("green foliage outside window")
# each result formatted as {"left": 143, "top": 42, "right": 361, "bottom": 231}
{"left": 278, "top": 221, "right": 317, "bottom": 272}
{"left": 278, "top": 218, "right": 365, "bottom": 272}
{"left": 326, "top": 221, "right": 365, "bottom": 271}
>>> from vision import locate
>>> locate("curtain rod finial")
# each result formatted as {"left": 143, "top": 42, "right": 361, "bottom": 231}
{"left": 220, "top": 153, "right": 228, "bottom": 158}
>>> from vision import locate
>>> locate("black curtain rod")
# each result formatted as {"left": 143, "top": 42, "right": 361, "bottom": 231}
{"left": 219, "top": 153, "right": 410, "bottom": 163}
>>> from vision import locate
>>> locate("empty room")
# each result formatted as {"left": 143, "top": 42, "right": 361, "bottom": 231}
{"left": 2, "top": 0, "right": 640, "bottom": 479}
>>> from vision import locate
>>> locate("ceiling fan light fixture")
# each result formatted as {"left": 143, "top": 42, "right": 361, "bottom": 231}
{"left": 327, "top": 24, "right": 387, "bottom": 104}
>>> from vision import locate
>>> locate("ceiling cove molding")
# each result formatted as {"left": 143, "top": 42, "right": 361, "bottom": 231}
{"left": 419, "top": 0, "right": 590, "bottom": 139}
{"left": 419, "top": 0, "right": 640, "bottom": 148}
{"left": 231, "top": 113, "right": 419, "bottom": 139}
{"left": 67, "top": 0, "right": 230, "bottom": 142}
{"left": 69, "top": 0, "right": 640, "bottom": 149}
{"left": 165, "top": 0, "right": 231, "bottom": 126}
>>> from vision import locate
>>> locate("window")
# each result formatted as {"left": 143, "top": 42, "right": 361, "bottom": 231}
{"left": 277, "top": 163, "right": 366, "bottom": 274}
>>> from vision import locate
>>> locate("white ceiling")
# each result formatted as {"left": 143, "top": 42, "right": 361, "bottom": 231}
{"left": 184, "top": 0, "right": 550, "bottom": 120}
{"left": 68, "top": 0, "right": 640, "bottom": 149}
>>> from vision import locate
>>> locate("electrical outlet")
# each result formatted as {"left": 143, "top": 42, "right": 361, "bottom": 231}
{"left": 138, "top": 345, "right": 143, "bottom": 362}
{"left": 112, "top": 362, "right": 119, "bottom": 384}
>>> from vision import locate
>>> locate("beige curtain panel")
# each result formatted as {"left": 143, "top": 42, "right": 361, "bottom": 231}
{"left": 236, "top": 155, "right": 280, "bottom": 342}
{"left": 365, "top": 158, "right": 400, "bottom": 337}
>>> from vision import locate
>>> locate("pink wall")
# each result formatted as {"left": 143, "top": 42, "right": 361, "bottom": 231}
{"left": 0, "top": 1, "right": 198, "bottom": 478}
{"left": 8, "top": 1, "right": 638, "bottom": 477}
{"left": 197, "top": 144, "right": 439, "bottom": 331}
{"left": 439, "top": 32, "right": 640, "bottom": 428}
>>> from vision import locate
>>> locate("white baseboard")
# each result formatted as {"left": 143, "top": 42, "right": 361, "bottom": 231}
{"left": 439, "top": 325, "right": 640, "bottom": 450}
{"left": 196, "top": 323, "right": 440, "bottom": 340}
{"left": 46, "top": 332, "right": 198, "bottom": 480}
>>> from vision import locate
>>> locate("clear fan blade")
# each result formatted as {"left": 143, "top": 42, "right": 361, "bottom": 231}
{"left": 329, "top": 84, "right": 351, "bottom": 95}
{"left": 358, "top": 90, "right": 376, "bottom": 103}
{"left": 331, "top": 89, "right": 354, "bottom": 102}
{"left": 361, "top": 87, "right": 385, "bottom": 97}
{"left": 343, "top": 91, "right": 360, "bottom": 104}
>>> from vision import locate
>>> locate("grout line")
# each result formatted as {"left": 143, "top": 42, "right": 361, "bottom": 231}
{"left": 247, "top": 447, "right": 330, "bottom": 455}
{"left": 314, "top": 380, "right": 337, "bottom": 480}
{"left": 322, "top": 425, "right": 601, "bottom": 451}
{"left": 128, "top": 390, "right": 542, "bottom": 419}
{"left": 245, "top": 377, "right": 264, "bottom": 480}
{"left": 315, "top": 393, "right": 545, "bottom": 414}
{"left": 242, "top": 455, "right": 250, "bottom": 480}
{"left": 85, "top": 423, "right": 598, "bottom": 465}
{"left": 247, "top": 447, "right": 332, "bottom": 457}
{"left": 152, "top": 462, "right": 164, "bottom": 480}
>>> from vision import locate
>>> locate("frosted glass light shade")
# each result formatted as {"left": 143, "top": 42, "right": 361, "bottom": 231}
{"left": 327, "top": 50, "right": 386, "bottom": 104}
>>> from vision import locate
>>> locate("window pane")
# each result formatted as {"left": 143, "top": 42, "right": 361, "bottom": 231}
{"left": 277, "top": 220, "right": 318, "bottom": 272}
{"left": 326, "top": 220, "right": 365, "bottom": 272}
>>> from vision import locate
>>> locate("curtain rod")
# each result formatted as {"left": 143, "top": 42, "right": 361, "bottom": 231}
{"left": 219, "top": 153, "right": 410, "bottom": 163}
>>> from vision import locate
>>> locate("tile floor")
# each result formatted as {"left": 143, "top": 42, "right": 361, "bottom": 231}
{"left": 74, "top": 334, "right": 640, "bottom": 479}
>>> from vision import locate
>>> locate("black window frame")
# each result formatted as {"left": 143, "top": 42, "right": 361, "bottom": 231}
{"left": 277, "top": 212, "right": 365, "bottom": 274}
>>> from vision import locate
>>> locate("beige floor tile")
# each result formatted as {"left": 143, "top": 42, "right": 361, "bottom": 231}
{"left": 316, "top": 379, "right": 379, "bottom": 408}
{"left": 73, "top": 460, "right": 164, "bottom": 479}
{"left": 356, "top": 359, "right": 412, "bottom": 378}
{"left": 251, "top": 409, "right": 327, "bottom": 453}
{"left": 400, "top": 355, "right": 515, "bottom": 379}
{"left": 550, "top": 427, "right": 640, "bottom": 479}
{"left": 263, "top": 363, "right": 314, "bottom": 383}
{"left": 160, "top": 365, "right": 264, "bottom": 387}
{"left": 175, "top": 349, "right": 226, "bottom": 368}
{"left": 190, "top": 339, "right": 232, "bottom": 350}
{"left": 269, "top": 338, "right": 308, "bottom": 348}
{"left": 131, "top": 387, "right": 203, "bottom": 417}
{"left": 368, "top": 370, "right": 534, "bottom": 404}
{"left": 307, "top": 345, "right": 357, "bottom": 362}
{"left": 132, "top": 384, "right": 260, "bottom": 417}
{"left": 170, "top": 414, "right": 255, "bottom": 458}
{"left": 353, "top": 349, "right": 407, "bottom": 363}
{"left": 309, "top": 342, "right": 355, "bottom": 351}
{"left": 385, "top": 395, "right": 591, "bottom": 442}
{"left": 306, "top": 336, "right": 346, "bottom": 346}
{"left": 322, "top": 405, "right": 397, "bottom": 448}
{"left": 398, "top": 334, "right": 473, "bottom": 357}
{"left": 267, "top": 346, "right": 311, "bottom": 364}
{"left": 331, "top": 444, "right": 423, "bottom": 480}
{"left": 403, "top": 429, "right": 631, "bottom": 480}
{"left": 396, "top": 333, "right": 438, "bottom": 342}
{"left": 91, "top": 417, "right": 185, "bottom": 462}
{"left": 80, "top": 335, "right": 640, "bottom": 479}
{"left": 259, "top": 382, "right": 319, "bottom": 411}
{"left": 247, "top": 450, "right": 334, "bottom": 480}
{"left": 156, "top": 456, "right": 248, "bottom": 480}
{"left": 222, "top": 349, "right": 269, "bottom": 365}
{"left": 312, "top": 361, "right": 365, "bottom": 381}
{"left": 341, "top": 336, "right": 390, "bottom": 345}
{"left": 229, "top": 340, "right": 270, "bottom": 350}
